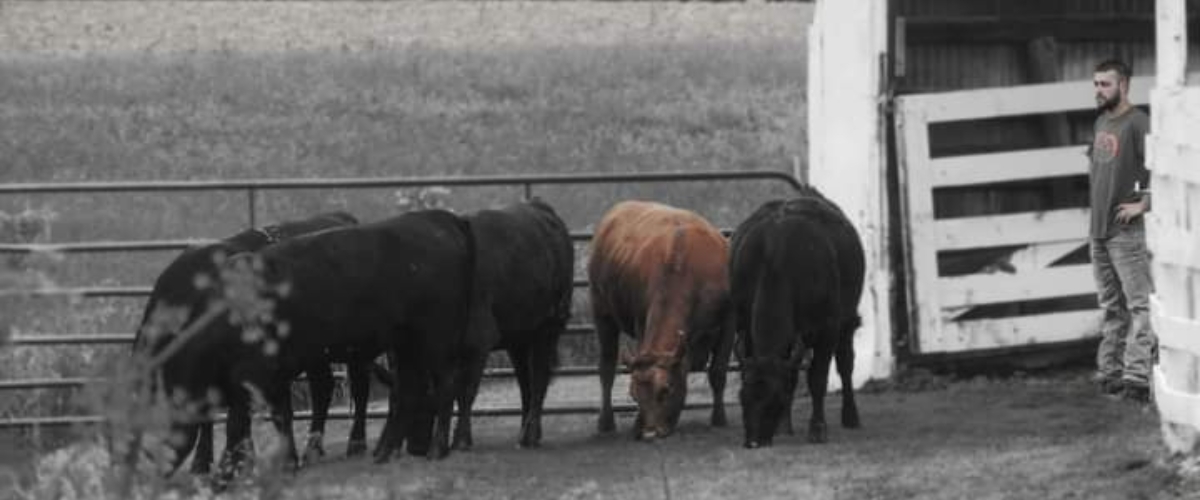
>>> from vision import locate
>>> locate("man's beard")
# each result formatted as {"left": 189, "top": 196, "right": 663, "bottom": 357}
{"left": 1096, "top": 92, "right": 1120, "bottom": 112}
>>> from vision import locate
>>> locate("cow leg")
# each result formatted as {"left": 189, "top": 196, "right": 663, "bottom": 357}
{"left": 508, "top": 344, "right": 533, "bottom": 446}
{"left": 301, "top": 362, "right": 334, "bottom": 467}
{"left": 427, "top": 366, "right": 457, "bottom": 460}
{"left": 190, "top": 422, "right": 214, "bottom": 475}
{"left": 521, "top": 333, "right": 557, "bottom": 448}
{"left": 346, "top": 357, "right": 371, "bottom": 457}
{"left": 374, "top": 349, "right": 414, "bottom": 463}
{"left": 266, "top": 381, "right": 300, "bottom": 473}
{"left": 167, "top": 422, "right": 200, "bottom": 477}
{"left": 806, "top": 346, "right": 834, "bottom": 444}
{"left": 452, "top": 348, "right": 487, "bottom": 451}
{"left": 778, "top": 367, "right": 799, "bottom": 436}
{"left": 596, "top": 315, "right": 620, "bottom": 434}
{"left": 836, "top": 330, "right": 861, "bottom": 429}
{"left": 216, "top": 391, "right": 253, "bottom": 486}
{"left": 707, "top": 314, "right": 735, "bottom": 428}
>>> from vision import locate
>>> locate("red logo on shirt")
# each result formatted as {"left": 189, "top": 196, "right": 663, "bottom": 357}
{"left": 1093, "top": 132, "right": 1119, "bottom": 162}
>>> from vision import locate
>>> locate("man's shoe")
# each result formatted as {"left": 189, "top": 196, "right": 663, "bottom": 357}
{"left": 1122, "top": 382, "right": 1151, "bottom": 404}
{"left": 1098, "top": 377, "right": 1124, "bottom": 396}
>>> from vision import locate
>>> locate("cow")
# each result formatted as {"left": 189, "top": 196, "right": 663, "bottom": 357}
{"left": 731, "top": 187, "right": 865, "bottom": 449}
{"left": 154, "top": 209, "right": 483, "bottom": 481}
{"left": 450, "top": 199, "right": 575, "bottom": 450}
{"left": 131, "top": 211, "right": 358, "bottom": 475}
{"left": 588, "top": 201, "right": 734, "bottom": 440}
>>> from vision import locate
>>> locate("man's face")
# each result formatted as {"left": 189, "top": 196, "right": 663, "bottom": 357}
{"left": 1093, "top": 70, "right": 1124, "bottom": 112}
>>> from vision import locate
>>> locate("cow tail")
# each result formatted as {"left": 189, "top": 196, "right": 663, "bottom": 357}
{"left": 455, "top": 216, "right": 490, "bottom": 346}
{"left": 132, "top": 299, "right": 155, "bottom": 354}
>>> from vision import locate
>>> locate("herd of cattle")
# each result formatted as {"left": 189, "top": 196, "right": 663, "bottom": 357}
{"left": 128, "top": 185, "right": 866, "bottom": 483}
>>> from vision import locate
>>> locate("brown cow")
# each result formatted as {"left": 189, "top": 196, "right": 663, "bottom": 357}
{"left": 589, "top": 201, "right": 734, "bottom": 440}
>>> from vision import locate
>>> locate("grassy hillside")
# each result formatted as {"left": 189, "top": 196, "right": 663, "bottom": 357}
{"left": 0, "top": 1, "right": 813, "bottom": 423}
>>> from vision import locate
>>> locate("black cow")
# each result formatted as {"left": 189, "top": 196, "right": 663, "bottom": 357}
{"left": 132, "top": 211, "right": 357, "bottom": 475}
{"left": 158, "top": 209, "right": 484, "bottom": 477}
{"left": 451, "top": 199, "right": 575, "bottom": 450}
{"left": 731, "top": 187, "right": 865, "bottom": 449}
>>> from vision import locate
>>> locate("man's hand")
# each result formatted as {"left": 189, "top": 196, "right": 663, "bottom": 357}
{"left": 1114, "top": 198, "right": 1148, "bottom": 224}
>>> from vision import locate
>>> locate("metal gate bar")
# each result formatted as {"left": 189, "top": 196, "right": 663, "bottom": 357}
{"left": 0, "top": 170, "right": 800, "bottom": 429}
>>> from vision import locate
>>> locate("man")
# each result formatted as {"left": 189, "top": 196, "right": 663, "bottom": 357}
{"left": 1088, "top": 59, "right": 1153, "bottom": 403}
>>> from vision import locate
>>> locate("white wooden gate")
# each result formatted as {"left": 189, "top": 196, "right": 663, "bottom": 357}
{"left": 895, "top": 77, "right": 1154, "bottom": 354}
{"left": 1151, "top": 0, "right": 1200, "bottom": 456}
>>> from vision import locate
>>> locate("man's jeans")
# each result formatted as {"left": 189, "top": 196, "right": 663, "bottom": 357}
{"left": 1091, "top": 221, "right": 1156, "bottom": 385}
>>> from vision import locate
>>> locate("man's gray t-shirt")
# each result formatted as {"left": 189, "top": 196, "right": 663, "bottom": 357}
{"left": 1089, "top": 107, "right": 1150, "bottom": 239}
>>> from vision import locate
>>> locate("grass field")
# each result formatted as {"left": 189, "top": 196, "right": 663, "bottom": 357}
{"left": 0, "top": 0, "right": 811, "bottom": 421}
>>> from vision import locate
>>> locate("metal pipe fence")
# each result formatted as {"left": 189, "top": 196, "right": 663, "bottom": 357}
{"left": 0, "top": 170, "right": 800, "bottom": 429}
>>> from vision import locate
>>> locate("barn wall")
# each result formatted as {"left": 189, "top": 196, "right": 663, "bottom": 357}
{"left": 808, "top": 0, "right": 893, "bottom": 385}
{"left": 887, "top": 0, "right": 1200, "bottom": 358}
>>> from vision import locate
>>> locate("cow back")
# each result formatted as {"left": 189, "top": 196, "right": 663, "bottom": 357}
{"left": 134, "top": 211, "right": 358, "bottom": 356}
{"left": 468, "top": 199, "right": 575, "bottom": 336}
{"left": 589, "top": 201, "right": 729, "bottom": 354}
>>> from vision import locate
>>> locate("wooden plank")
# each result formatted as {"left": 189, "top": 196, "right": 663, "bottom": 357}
{"left": 1025, "top": 36, "right": 1073, "bottom": 146}
{"left": 936, "top": 209, "right": 1088, "bottom": 251}
{"left": 933, "top": 310, "right": 1098, "bottom": 353}
{"left": 902, "top": 75, "right": 1157, "bottom": 122}
{"left": 895, "top": 104, "right": 944, "bottom": 353}
{"left": 1149, "top": 216, "right": 1200, "bottom": 270}
{"left": 1155, "top": 366, "right": 1200, "bottom": 437}
{"left": 894, "top": 16, "right": 907, "bottom": 79}
{"left": 904, "top": 15, "right": 1162, "bottom": 44}
{"left": 1155, "top": 309, "right": 1200, "bottom": 355}
{"left": 1157, "top": 0, "right": 1190, "bottom": 88}
{"left": 938, "top": 265, "right": 1095, "bottom": 309}
{"left": 1149, "top": 139, "right": 1200, "bottom": 186}
{"left": 1159, "top": 88, "right": 1200, "bottom": 146}
{"left": 1006, "top": 241, "right": 1086, "bottom": 273}
{"left": 942, "top": 241, "right": 1087, "bottom": 322}
{"left": 932, "top": 146, "right": 1087, "bottom": 188}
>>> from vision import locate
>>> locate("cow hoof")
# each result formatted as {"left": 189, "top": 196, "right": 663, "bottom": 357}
{"left": 189, "top": 461, "right": 211, "bottom": 475}
{"left": 744, "top": 441, "right": 759, "bottom": 449}
{"left": 372, "top": 444, "right": 393, "bottom": 463}
{"left": 711, "top": 411, "right": 728, "bottom": 428}
{"left": 346, "top": 440, "right": 368, "bottom": 457}
{"left": 426, "top": 444, "right": 449, "bottom": 461}
{"left": 518, "top": 421, "right": 543, "bottom": 449}
{"left": 301, "top": 445, "right": 324, "bottom": 468}
{"left": 451, "top": 434, "right": 473, "bottom": 451}
{"left": 598, "top": 415, "right": 616, "bottom": 434}
{"left": 518, "top": 433, "right": 542, "bottom": 449}
{"left": 518, "top": 434, "right": 541, "bottom": 449}
{"left": 808, "top": 423, "right": 828, "bottom": 444}
{"left": 842, "top": 412, "right": 861, "bottom": 429}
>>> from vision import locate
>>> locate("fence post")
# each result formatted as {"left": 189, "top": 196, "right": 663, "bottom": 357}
{"left": 247, "top": 187, "right": 258, "bottom": 228}
{"left": 1151, "top": 0, "right": 1200, "bottom": 457}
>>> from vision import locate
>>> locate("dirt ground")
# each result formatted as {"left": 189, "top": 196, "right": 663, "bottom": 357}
{"left": 272, "top": 369, "right": 1197, "bottom": 500}
{"left": 2, "top": 368, "right": 1199, "bottom": 499}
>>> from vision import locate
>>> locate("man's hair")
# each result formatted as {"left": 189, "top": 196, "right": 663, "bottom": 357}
{"left": 1095, "top": 59, "right": 1132, "bottom": 82}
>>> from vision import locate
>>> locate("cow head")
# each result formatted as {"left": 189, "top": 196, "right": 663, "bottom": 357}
{"left": 623, "top": 349, "right": 687, "bottom": 440}
{"left": 739, "top": 345, "right": 808, "bottom": 449}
